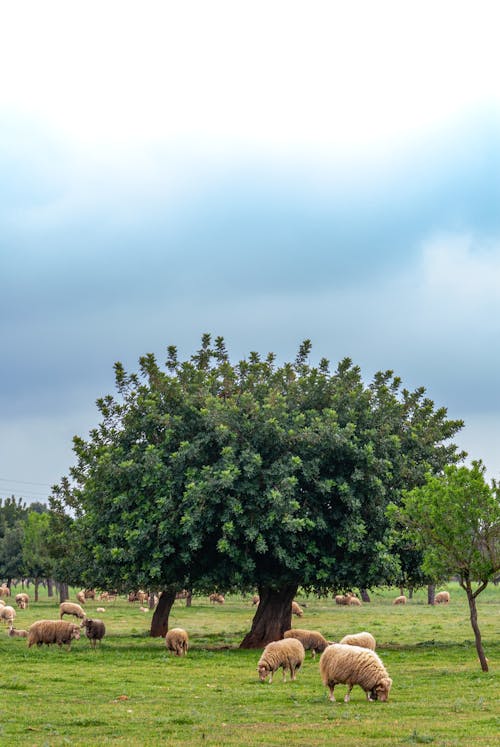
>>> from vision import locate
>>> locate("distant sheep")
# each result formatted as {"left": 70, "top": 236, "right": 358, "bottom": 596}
{"left": 8, "top": 627, "right": 28, "bottom": 638}
{"left": 59, "top": 602, "right": 86, "bottom": 621}
{"left": 0, "top": 605, "right": 16, "bottom": 625}
{"left": 435, "top": 591, "right": 450, "bottom": 604}
{"left": 284, "top": 628, "right": 331, "bottom": 658}
{"left": 15, "top": 592, "right": 29, "bottom": 609}
{"left": 165, "top": 627, "right": 189, "bottom": 656}
{"left": 84, "top": 589, "right": 96, "bottom": 600}
{"left": 320, "top": 643, "right": 392, "bottom": 702}
{"left": 393, "top": 595, "right": 407, "bottom": 605}
{"left": 76, "top": 590, "right": 86, "bottom": 604}
{"left": 291, "top": 601, "right": 304, "bottom": 617}
{"left": 0, "top": 585, "right": 11, "bottom": 597}
{"left": 0, "top": 599, "right": 5, "bottom": 607}
{"left": 96, "top": 607, "right": 106, "bottom": 613}
{"left": 81, "top": 618, "right": 106, "bottom": 649}
{"left": 139, "top": 606, "right": 149, "bottom": 613}
{"left": 27, "top": 620, "right": 81, "bottom": 650}
{"left": 257, "top": 638, "right": 305, "bottom": 683}
{"left": 335, "top": 593, "right": 361, "bottom": 606}
{"left": 252, "top": 594, "right": 260, "bottom": 606}
{"left": 339, "top": 631, "right": 376, "bottom": 650}
{"left": 209, "top": 593, "right": 225, "bottom": 604}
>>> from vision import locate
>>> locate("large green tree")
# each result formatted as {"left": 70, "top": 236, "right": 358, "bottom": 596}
{"left": 56, "top": 336, "right": 464, "bottom": 644}
{"left": 22, "top": 511, "right": 53, "bottom": 601}
{"left": 393, "top": 462, "right": 500, "bottom": 671}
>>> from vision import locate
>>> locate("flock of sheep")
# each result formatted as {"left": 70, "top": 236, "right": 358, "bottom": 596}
{"left": 1, "top": 584, "right": 454, "bottom": 704}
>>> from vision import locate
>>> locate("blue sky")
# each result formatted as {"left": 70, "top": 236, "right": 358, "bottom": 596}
{"left": 1, "top": 1, "right": 500, "bottom": 503}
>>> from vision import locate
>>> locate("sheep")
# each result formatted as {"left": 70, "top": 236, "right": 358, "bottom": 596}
{"left": 0, "top": 585, "right": 11, "bottom": 597}
{"left": 8, "top": 627, "right": 28, "bottom": 638}
{"left": 339, "top": 631, "right": 376, "bottom": 650}
{"left": 252, "top": 594, "right": 260, "bottom": 606}
{"left": 291, "top": 601, "right": 304, "bottom": 617}
{"left": 96, "top": 607, "right": 106, "bottom": 612}
{"left": 0, "top": 605, "right": 16, "bottom": 626}
{"left": 393, "top": 595, "right": 407, "bottom": 605}
{"left": 27, "top": 620, "right": 81, "bottom": 650}
{"left": 257, "top": 638, "right": 305, "bottom": 683}
{"left": 81, "top": 618, "right": 106, "bottom": 649}
{"left": 209, "top": 593, "right": 225, "bottom": 604}
{"left": 283, "top": 629, "right": 331, "bottom": 659}
{"left": 139, "top": 606, "right": 149, "bottom": 612}
{"left": 435, "top": 591, "right": 450, "bottom": 604}
{"left": 98, "top": 592, "right": 110, "bottom": 602}
{"left": 0, "top": 599, "right": 5, "bottom": 607}
{"left": 320, "top": 643, "right": 392, "bottom": 703}
{"left": 76, "top": 590, "right": 86, "bottom": 605}
{"left": 165, "top": 627, "right": 189, "bottom": 656}
{"left": 15, "top": 592, "right": 29, "bottom": 609}
{"left": 84, "top": 589, "right": 96, "bottom": 600}
{"left": 347, "top": 596, "right": 362, "bottom": 606}
{"left": 59, "top": 602, "right": 86, "bottom": 622}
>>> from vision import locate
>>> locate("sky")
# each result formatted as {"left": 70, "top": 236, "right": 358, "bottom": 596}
{"left": 1, "top": 1, "right": 500, "bottom": 504}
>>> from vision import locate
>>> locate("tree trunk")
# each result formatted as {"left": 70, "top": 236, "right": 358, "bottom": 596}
{"left": 399, "top": 586, "right": 404, "bottom": 596}
{"left": 59, "top": 582, "right": 69, "bottom": 603}
{"left": 360, "top": 589, "right": 371, "bottom": 603}
{"left": 408, "top": 587, "right": 414, "bottom": 599}
{"left": 47, "top": 578, "right": 54, "bottom": 597}
{"left": 427, "top": 583, "right": 435, "bottom": 605}
{"left": 150, "top": 588, "right": 177, "bottom": 637}
{"left": 186, "top": 590, "right": 192, "bottom": 607}
{"left": 239, "top": 584, "right": 298, "bottom": 649}
{"left": 464, "top": 581, "right": 488, "bottom": 672}
{"left": 34, "top": 577, "right": 39, "bottom": 602}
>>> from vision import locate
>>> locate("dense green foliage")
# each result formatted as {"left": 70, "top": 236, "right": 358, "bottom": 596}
{"left": 0, "top": 497, "right": 51, "bottom": 584}
{"left": 55, "top": 335, "right": 463, "bottom": 606}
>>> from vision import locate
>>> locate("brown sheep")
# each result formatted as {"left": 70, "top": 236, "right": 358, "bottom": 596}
{"left": 393, "top": 595, "right": 407, "bottom": 605}
{"left": 8, "top": 627, "right": 28, "bottom": 638}
{"left": 59, "top": 602, "right": 86, "bottom": 621}
{"left": 435, "top": 591, "right": 450, "bottom": 604}
{"left": 320, "top": 643, "right": 392, "bottom": 702}
{"left": 284, "top": 629, "right": 331, "bottom": 658}
{"left": 339, "top": 631, "right": 376, "bottom": 650}
{"left": 81, "top": 618, "right": 106, "bottom": 649}
{"left": 27, "top": 620, "right": 81, "bottom": 650}
{"left": 252, "top": 594, "right": 260, "bottom": 606}
{"left": 209, "top": 593, "right": 225, "bottom": 604}
{"left": 76, "top": 590, "right": 86, "bottom": 605}
{"left": 0, "top": 585, "right": 11, "bottom": 598}
{"left": 165, "top": 627, "right": 189, "bottom": 656}
{"left": 291, "top": 601, "right": 304, "bottom": 617}
{"left": 257, "top": 638, "right": 305, "bottom": 683}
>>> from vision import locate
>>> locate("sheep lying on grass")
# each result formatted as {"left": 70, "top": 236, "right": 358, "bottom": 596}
{"left": 339, "top": 631, "right": 376, "bottom": 650}
{"left": 320, "top": 643, "right": 392, "bottom": 703}
{"left": 28, "top": 620, "right": 81, "bottom": 650}
{"left": 435, "top": 591, "right": 450, "bottom": 604}
{"left": 8, "top": 627, "right": 28, "bottom": 638}
{"left": 257, "top": 638, "right": 305, "bottom": 683}
{"left": 59, "top": 602, "right": 86, "bottom": 622}
{"left": 393, "top": 595, "right": 407, "bottom": 605}
{"left": 81, "top": 618, "right": 106, "bottom": 649}
{"left": 284, "top": 629, "right": 331, "bottom": 658}
{"left": 165, "top": 627, "right": 189, "bottom": 656}
{"left": 0, "top": 605, "right": 16, "bottom": 626}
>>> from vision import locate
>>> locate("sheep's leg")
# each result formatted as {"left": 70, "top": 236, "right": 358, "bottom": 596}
{"left": 268, "top": 671, "right": 273, "bottom": 684}
{"left": 328, "top": 684, "right": 336, "bottom": 702}
{"left": 344, "top": 685, "right": 353, "bottom": 703}
{"left": 311, "top": 649, "right": 316, "bottom": 659}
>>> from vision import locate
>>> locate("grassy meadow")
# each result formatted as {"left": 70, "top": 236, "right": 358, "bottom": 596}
{"left": 1, "top": 583, "right": 499, "bottom": 746}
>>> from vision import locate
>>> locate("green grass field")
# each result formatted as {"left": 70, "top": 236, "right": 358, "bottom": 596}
{"left": 1, "top": 583, "right": 499, "bottom": 746}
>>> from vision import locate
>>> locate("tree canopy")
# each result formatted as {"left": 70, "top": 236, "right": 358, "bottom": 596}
{"left": 55, "top": 335, "right": 464, "bottom": 644}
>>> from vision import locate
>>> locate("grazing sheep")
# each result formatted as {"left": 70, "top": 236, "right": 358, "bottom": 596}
{"left": 165, "top": 627, "right": 189, "bottom": 656}
{"left": 76, "top": 590, "right": 86, "bottom": 604}
{"left": 209, "top": 593, "right": 225, "bottom": 604}
{"left": 339, "top": 631, "right": 376, "bottom": 650}
{"left": 291, "top": 601, "right": 303, "bottom": 617}
{"left": 81, "top": 618, "right": 106, "bottom": 649}
{"left": 257, "top": 638, "right": 305, "bottom": 683}
{"left": 0, "top": 605, "right": 16, "bottom": 625}
{"left": 320, "top": 643, "right": 392, "bottom": 703}
{"left": 435, "top": 591, "right": 450, "bottom": 604}
{"left": 59, "top": 602, "right": 86, "bottom": 621}
{"left": 335, "top": 593, "right": 360, "bottom": 606}
{"left": 347, "top": 596, "right": 362, "bottom": 606}
{"left": 98, "top": 592, "right": 110, "bottom": 602}
{"left": 393, "top": 595, "right": 407, "bottom": 605}
{"left": 0, "top": 599, "right": 6, "bottom": 607}
{"left": 84, "top": 589, "right": 96, "bottom": 600}
{"left": 27, "top": 620, "right": 81, "bottom": 650}
{"left": 284, "top": 629, "right": 331, "bottom": 658}
{"left": 8, "top": 627, "right": 28, "bottom": 638}
{"left": 15, "top": 592, "right": 29, "bottom": 609}
{"left": 0, "top": 585, "right": 11, "bottom": 597}
{"left": 252, "top": 594, "right": 260, "bottom": 606}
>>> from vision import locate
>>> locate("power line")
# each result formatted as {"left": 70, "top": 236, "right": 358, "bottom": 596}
{"left": 0, "top": 477, "right": 53, "bottom": 487}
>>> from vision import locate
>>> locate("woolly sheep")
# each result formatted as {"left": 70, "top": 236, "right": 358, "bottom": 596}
{"left": 84, "top": 589, "right": 96, "bottom": 599}
{"left": 291, "top": 601, "right": 303, "bottom": 617}
{"left": 339, "top": 631, "right": 376, "bottom": 650}
{"left": 27, "top": 620, "right": 81, "bottom": 650}
{"left": 335, "top": 593, "right": 360, "bottom": 606}
{"left": 252, "top": 594, "right": 260, "bottom": 606}
{"left": 257, "top": 638, "right": 305, "bottom": 683}
{"left": 15, "top": 592, "right": 29, "bottom": 609}
{"left": 284, "top": 629, "right": 331, "bottom": 658}
{"left": 8, "top": 627, "right": 28, "bottom": 638}
{"left": 81, "top": 618, "right": 106, "bottom": 649}
{"left": 348, "top": 596, "right": 362, "bottom": 606}
{"left": 165, "top": 627, "right": 189, "bottom": 656}
{"left": 76, "top": 590, "right": 86, "bottom": 604}
{"left": 0, "top": 599, "right": 5, "bottom": 607}
{"left": 393, "top": 595, "right": 407, "bottom": 605}
{"left": 320, "top": 643, "right": 392, "bottom": 703}
{"left": 435, "top": 591, "right": 450, "bottom": 604}
{"left": 0, "top": 605, "right": 16, "bottom": 625}
{"left": 0, "top": 585, "right": 11, "bottom": 597}
{"left": 59, "top": 602, "right": 86, "bottom": 621}
{"left": 96, "top": 607, "right": 106, "bottom": 612}
{"left": 209, "top": 593, "right": 225, "bottom": 604}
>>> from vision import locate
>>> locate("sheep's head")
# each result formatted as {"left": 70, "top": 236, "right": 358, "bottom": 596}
{"left": 70, "top": 626, "right": 81, "bottom": 640}
{"left": 374, "top": 677, "right": 392, "bottom": 702}
{"left": 257, "top": 664, "right": 270, "bottom": 682}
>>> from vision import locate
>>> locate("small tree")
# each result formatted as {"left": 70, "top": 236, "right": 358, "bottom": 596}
{"left": 392, "top": 462, "right": 500, "bottom": 671}
{"left": 22, "top": 511, "right": 53, "bottom": 602}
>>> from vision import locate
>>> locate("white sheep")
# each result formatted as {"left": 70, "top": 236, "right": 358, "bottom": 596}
{"left": 393, "top": 595, "right": 407, "bottom": 605}
{"left": 284, "top": 628, "right": 331, "bottom": 658}
{"left": 257, "top": 638, "right": 305, "bottom": 683}
{"left": 435, "top": 591, "right": 450, "bottom": 604}
{"left": 0, "top": 605, "right": 16, "bottom": 626}
{"left": 0, "top": 599, "right": 5, "bottom": 607}
{"left": 339, "top": 631, "right": 376, "bottom": 650}
{"left": 165, "top": 627, "right": 189, "bottom": 656}
{"left": 15, "top": 592, "right": 29, "bottom": 609}
{"left": 59, "top": 602, "right": 86, "bottom": 621}
{"left": 320, "top": 643, "right": 392, "bottom": 703}
{"left": 8, "top": 627, "right": 28, "bottom": 638}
